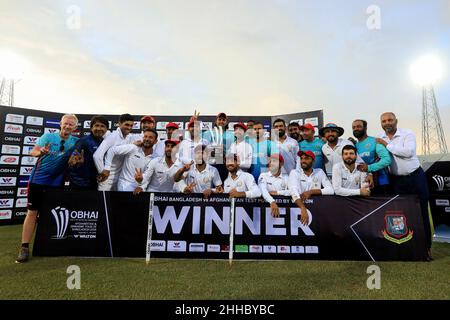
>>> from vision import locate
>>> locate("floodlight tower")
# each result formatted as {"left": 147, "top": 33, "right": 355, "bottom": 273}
{"left": 410, "top": 55, "right": 448, "bottom": 155}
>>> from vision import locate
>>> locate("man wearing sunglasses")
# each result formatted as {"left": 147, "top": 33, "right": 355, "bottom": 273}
{"left": 16, "top": 114, "right": 79, "bottom": 263}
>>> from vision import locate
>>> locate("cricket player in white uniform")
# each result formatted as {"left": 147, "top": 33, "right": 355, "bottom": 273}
{"left": 94, "top": 114, "right": 135, "bottom": 191}
{"left": 103, "top": 129, "right": 158, "bottom": 192}
{"left": 272, "top": 118, "right": 299, "bottom": 174}
{"left": 229, "top": 123, "right": 253, "bottom": 171}
{"left": 288, "top": 150, "right": 334, "bottom": 201}
{"left": 174, "top": 144, "right": 223, "bottom": 198}
{"left": 223, "top": 153, "right": 261, "bottom": 199}
{"left": 332, "top": 145, "right": 372, "bottom": 197}
{"left": 134, "top": 139, "right": 182, "bottom": 194}
{"left": 258, "top": 154, "right": 290, "bottom": 217}
{"left": 178, "top": 120, "right": 210, "bottom": 165}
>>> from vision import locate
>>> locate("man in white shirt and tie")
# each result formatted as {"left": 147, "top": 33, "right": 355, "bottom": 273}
{"left": 258, "top": 154, "right": 291, "bottom": 217}
{"left": 376, "top": 112, "right": 432, "bottom": 260}
{"left": 332, "top": 145, "right": 372, "bottom": 197}
{"left": 223, "top": 153, "right": 261, "bottom": 199}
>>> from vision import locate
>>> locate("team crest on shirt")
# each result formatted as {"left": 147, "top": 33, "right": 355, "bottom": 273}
{"left": 237, "top": 181, "right": 243, "bottom": 187}
{"left": 354, "top": 176, "right": 360, "bottom": 184}
{"left": 382, "top": 212, "right": 413, "bottom": 244}
{"left": 203, "top": 177, "right": 210, "bottom": 184}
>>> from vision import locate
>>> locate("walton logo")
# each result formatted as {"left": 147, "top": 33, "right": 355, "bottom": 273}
{"left": 51, "top": 206, "right": 70, "bottom": 239}
{"left": 382, "top": 212, "right": 413, "bottom": 245}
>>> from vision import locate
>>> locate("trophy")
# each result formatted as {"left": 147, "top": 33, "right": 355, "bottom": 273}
{"left": 208, "top": 125, "right": 224, "bottom": 165}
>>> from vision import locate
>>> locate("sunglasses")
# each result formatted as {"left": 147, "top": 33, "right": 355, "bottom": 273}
{"left": 60, "top": 140, "right": 65, "bottom": 152}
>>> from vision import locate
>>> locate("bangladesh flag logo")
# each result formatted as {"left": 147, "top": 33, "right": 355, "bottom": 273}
{"left": 382, "top": 212, "right": 413, "bottom": 244}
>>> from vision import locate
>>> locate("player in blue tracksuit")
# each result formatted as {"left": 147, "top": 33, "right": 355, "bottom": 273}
{"left": 352, "top": 119, "right": 391, "bottom": 193}
{"left": 299, "top": 123, "right": 325, "bottom": 170}
{"left": 67, "top": 116, "right": 109, "bottom": 190}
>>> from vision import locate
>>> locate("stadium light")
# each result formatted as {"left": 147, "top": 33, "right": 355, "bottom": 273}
{"left": 410, "top": 54, "right": 443, "bottom": 85}
{"left": 0, "top": 50, "right": 31, "bottom": 79}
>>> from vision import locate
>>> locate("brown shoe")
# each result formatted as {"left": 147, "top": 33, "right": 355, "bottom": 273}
{"left": 15, "top": 247, "right": 29, "bottom": 263}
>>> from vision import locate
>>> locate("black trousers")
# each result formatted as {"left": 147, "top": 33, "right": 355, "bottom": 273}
{"left": 390, "top": 167, "right": 432, "bottom": 249}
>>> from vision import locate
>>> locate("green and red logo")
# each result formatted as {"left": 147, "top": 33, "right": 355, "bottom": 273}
{"left": 382, "top": 211, "right": 413, "bottom": 244}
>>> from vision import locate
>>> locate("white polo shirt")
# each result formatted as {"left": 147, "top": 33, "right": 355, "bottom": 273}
{"left": 140, "top": 157, "right": 182, "bottom": 192}
{"left": 224, "top": 170, "right": 262, "bottom": 198}
{"left": 177, "top": 164, "right": 223, "bottom": 193}
{"left": 178, "top": 136, "right": 210, "bottom": 165}
{"left": 229, "top": 140, "right": 253, "bottom": 170}
{"left": 274, "top": 135, "right": 299, "bottom": 174}
{"left": 104, "top": 144, "right": 157, "bottom": 192}
{"left": 93, "top": 128, "right": 133, "bottom": 191}
{"left": 322, "top": 138, "right": 364, "bottom": 178}
{"left": 258, "top": 171, "right": 290, "bottom": 204}
{"left": 332, "top": 162, "right": 368, "bottom": 196}
{"left": 288, "top": 168, "right": 334, "bottom": 201}
{"left": 377, "top": 128, "right": 420, "bottom": 176}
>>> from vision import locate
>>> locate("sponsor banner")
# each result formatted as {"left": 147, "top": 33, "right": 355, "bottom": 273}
{"left": 150, "top": 240, "right": 166, "bottom": 252}
{"left": 22, "top": 145, "right": 34, "bottom": 155}
{"left": 24, "top": 136, "right": 39, "bottom": 145}
{"left": 4, "top": 123, "right": 23, "bottom": 134}
{"left": 2, "top": 135, "right": 22, "bottom": 144}
{"left": 18, "top": 177, "right": 30, "bottom": 186}
{"left": 45, "top": 119, "right": 60, "bottom": 128}
{"left": 14, "top": 211, "right": 27, "bottom": 218}
{"left": 33, "top": 192, "right": 428, "bottom": 261}
{"left": 25, "top": 127, "right": 43, "bottom": 135}
{"left": 6, "top": 114, "right": 24, "bottom": 124}
{"left": 17, "top": 187, "right": 28, "bottom": 197}
{"left": 15, "top": 198, "right": 28, "bottom": 208}
{"left": 0, "top": 177, "right": 17, "bottom": 186}
{"left": 424, "top": 161, "right": 450, "bottom": 228}
{"left": 436, "top": 199, "right": 450, "bottom": 206}
{"left": 1, "top": 144, "right": 21, "bottom": 154}
{"left": 0, "top": 198, "right": 14, "bottom": 208}
{"left": 0, "top": 155, "right": 19, "bottom": 165}
{"left": 21, "top": 156, "right": 37, "bottom": 165}
{"left": 0, "top": 210, "right": 13, "bottom": 220}
{"left": 0, "top": 188, "right": 15, "bottom": 196}
{"left": 0, "top": 168, "right": 18, "bottom": 174}
{"left": 44, "top": 128, "right": 60, "bottom": 134}
{"left": 26, "top": 116, "right": 44, "bottom": 126}
{"left": 20, "top": 167, "right": 34, "bottom": 176}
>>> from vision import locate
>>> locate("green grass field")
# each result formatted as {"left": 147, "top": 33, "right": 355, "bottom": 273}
{"left": 1, "top": 224, "right": 449, "bottom": 300}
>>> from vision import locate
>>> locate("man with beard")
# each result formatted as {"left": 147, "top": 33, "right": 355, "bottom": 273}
{"left": 376, "top": 112, "right": 432, "bottom": 260}
{"left": 94, "top": 113, "right": 135, "bottom": 191}
{"left": 272, "top": 118, "right": 299, "bottom": 174}
{"left": 202, "top": 112, "right": 235, "bottom": 153}
{"left": 174, "top": 144, "right": 223, "bottom": 198}
{"left": 248, "top": 121, "right": 278, "bottom": 181}
{"left": 299, "top": 123, "right": 325, "bottom": 170}
{"left": 102, "top": 129, "right": 158, "bottom": 192}
{"left": 245, "top": 119, "right": 257, "bottom": 144}
{"left": 154, "top": 122, "right": 182, "bottom": 157}
{"left": 352, "top": 119, "right": 391, "bottom": 193}
{"left": 258, "top": 154, "right": 292, "bottom": 218}
{"left": 67, "top": 115, "right": 109, "bottom": 190}
{"left": 332, "top": 145, "right": 371, "bottom": 197}
{"left": 229, "top": 123, "right": 253, "bottom": 171}
{"left": 134, "top": 139, "right": 182, "bottom": 194}
{"left": 224, "top": 153, "right": 261, "bottom": 199}
{"left": 178, "top": 120, "right": 210, "bottom": 164}
{"left": 288, "top": 122, "right": 303, "bottom": 143}
{"left": 288, "top": 150, "right": 334, "bottom": 202}
{"left": 320, "top": 123, "right": 363, "bottom": 179}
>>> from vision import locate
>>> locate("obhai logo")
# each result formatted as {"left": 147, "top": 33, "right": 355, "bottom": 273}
{"left": 51, "top": 206, "right": 70, "bottom": 239}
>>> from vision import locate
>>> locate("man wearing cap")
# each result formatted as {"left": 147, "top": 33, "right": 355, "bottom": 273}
{"left": 288, "top": 122, "right": 303, "bottom": 143}
{"left": 224, "top": 153, "right": 261, "bottom": 199}
{"left": 289, "top": 150, "right": 334, "bottom": 203}
{"left": 332, "top": 145, "right": 371, "bottom": 197}
{"left": 245, "top": 119, "right": 257, "bottom": 144}
{"left": 202, "top": 112, "right": 235, "bottom": 153}
{"left": 102, "top": 129, "right": 159, "bottom": 192}
{"left": 178, "top": 120, "right": 210, "bottom": 165}
{"left": 258, "top": 154, "right": 291, "bottom": 217}
{"left": 376, "top": 112, "right": 432, "bottom": 259}
{"left": 352, "top": 119, "right": 391, "bottom": 194}
{"left": 94, "top": 113, "right": 135, "bottom": 191}
{"left": 174, "top": 144, "right": 223, "bottom": 198}
{"left": 134, "top": 139, "right": 182, "bottom": 194}
{"left": 154, "top": 122, "right": 181, "bottom": 157}
{"left": 229, "top": 123, "right": 253, "bottom": 171}
{"left": 272, "top": 118, "right": 299, "bottom": 175}
{"left": 320, "top": 123, "right": 362, "bottom": 179}
{"left": 299, "top": 123, "right": 325, "bottom": 170}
